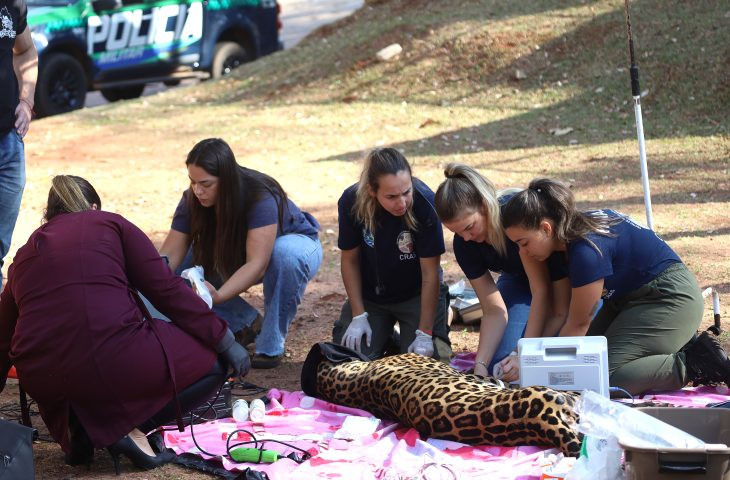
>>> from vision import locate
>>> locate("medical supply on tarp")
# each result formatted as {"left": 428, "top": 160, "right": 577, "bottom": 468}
{"left": 229, "top": 447, "right": 281, "bottom": 463}
{"left": 539, "top": 452, "right": 575, "bottom": 480}
{"left": 333, "top": 415, "right": 380, "bottom": 440}
{"left": 518, "top": 336, "right": 610, "bottom": 396}
{"left": 232, "top": 399, "right": 249, "bottom": 422}
{"left": 181, "top": 265, "right": 213, "bottom": 308}
{"left": 249, "top": 398, "right": 266, "bottom": 423}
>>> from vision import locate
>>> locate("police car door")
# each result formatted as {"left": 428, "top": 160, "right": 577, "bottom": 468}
{"left": 87, "top": 0, "right": 203, "bottom": 77}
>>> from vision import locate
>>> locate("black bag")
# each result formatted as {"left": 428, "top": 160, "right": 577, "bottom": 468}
{"left": 0, "top": 419, "right": 34, "bottom": 480}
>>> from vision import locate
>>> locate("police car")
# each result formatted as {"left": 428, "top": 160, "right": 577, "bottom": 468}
{"left": 28, "top": 0, "right": 282, "bottom": 117}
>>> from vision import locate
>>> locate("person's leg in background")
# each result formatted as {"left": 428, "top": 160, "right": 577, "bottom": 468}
{"left": 389, "top": 283, "right": 452, "bottom": 363}
{"left": 487, "top": 273, "right": 531, "bottom": 374}
{"left": 333, "top": 299, "right": 396, "bottom": 360}
{"left": 594, "top": 264, "right": 704, "bottom": 395}
{"left": 253, "top": 234, "right": 322, "bottom": 367}
{"left": 0, "top": 130, "right": 25, "bottom": 288}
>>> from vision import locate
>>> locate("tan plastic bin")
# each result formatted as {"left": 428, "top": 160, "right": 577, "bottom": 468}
{"left": 621, "top": 407, "right": 730, "bottom": 480}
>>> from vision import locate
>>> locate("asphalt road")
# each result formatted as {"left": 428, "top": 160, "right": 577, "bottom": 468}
{"left": 85, "top": 0, "right": 364, "bottom": 108}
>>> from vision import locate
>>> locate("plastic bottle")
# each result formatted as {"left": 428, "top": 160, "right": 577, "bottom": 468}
{"left": 249, "top": 398, "right": 266, "bottom": 422}
{"left": 232, "top": 399, "right": 249, "bottom": 422}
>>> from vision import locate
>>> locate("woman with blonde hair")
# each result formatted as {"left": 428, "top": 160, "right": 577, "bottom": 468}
{"left": 435, "top": 164, "right": 569, "bottom": 379}
{"left": 333, "top": 147, "right": 452, "bottom": 361}
{"left": 0, "top": 175, "right": 249, "bottom": 473}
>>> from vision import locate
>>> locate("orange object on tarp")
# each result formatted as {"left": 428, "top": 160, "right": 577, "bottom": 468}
{"left": 8, "top": 365, "right": 18, "bottom": 379}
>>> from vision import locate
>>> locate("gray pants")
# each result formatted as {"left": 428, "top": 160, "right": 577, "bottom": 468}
{"left": 333, "top": 283, "right": 452, "bottom": 363}
{"left": 587, "top": 263, "right": 704, "bottom": 395}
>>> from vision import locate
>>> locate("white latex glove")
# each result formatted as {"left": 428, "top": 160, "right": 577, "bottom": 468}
{"left": 494, "top": 352, "right": 519, "bottom": 383}
{"left": 342, "top": 312, "right": 372, "bottom": 352}
{"left": 407, "top": 329, "right": 434, "bottom": 357}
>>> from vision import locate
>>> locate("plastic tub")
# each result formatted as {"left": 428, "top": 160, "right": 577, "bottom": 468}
{"left": 621, "top": 407, "right": 730, "bottom": 480}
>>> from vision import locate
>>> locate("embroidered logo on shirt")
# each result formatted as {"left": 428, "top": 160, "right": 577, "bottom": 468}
{"left": 396, "top": 231, "right": 414, "bottom": 254}
{"left": 0, "top": 7, "right": 16, "bottom": 39}
{"left": 362, "top": 228, "right": 375, "bottom": 248}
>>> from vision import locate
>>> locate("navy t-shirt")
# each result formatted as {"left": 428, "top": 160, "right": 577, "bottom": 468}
{"left": 171, "top": 189, "right": 320, "bottom": 239}
{"left": 0, "top": 0, "right": 26, "bottom": 134}
{"left": 453, "top": 193, "right": 567, "bottom": 283}
{"left": 337, "top": 178, "right": 445, "bottom": 304}
{"left": 567, "top": 210, "right": 681, "bottom": 300}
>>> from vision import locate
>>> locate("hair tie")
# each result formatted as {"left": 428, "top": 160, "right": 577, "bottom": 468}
{"left": 446, "top": 173, "right": 459, "bottom": 180}
{"left": 529, "top": 186, "right": 542, "bottom": 193}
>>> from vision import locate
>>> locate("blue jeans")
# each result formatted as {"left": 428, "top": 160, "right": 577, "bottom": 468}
{"left": 0, "top": 130, "right": 25, "bottom": 285}
{"left": 176, "top": 234, "right": 323, "bottom": 356}
{"left": 488, "top": 272, "right": 531, "bottom": 374}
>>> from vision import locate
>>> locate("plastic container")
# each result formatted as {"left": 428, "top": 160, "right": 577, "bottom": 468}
{"left": 249, "top": 398, "right": 266, "bottom": 423}
{"left": 622, "top": 407, "right": 730, "bottom": 480}
{"left": 232, "top": 399, "right": 249, "bottom": 422}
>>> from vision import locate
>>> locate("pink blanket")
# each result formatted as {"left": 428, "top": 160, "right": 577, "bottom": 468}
{"left": 164, "top": 389, "right": 556, "bottom": 479}
{"left": 163, "top": 361, "right": 730, "bottom": 479}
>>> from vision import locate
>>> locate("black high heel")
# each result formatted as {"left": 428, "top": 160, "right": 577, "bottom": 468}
{"left": 106, "top": 435, "right": 174, "bottom": 475}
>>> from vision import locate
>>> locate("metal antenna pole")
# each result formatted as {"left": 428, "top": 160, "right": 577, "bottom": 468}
{"left": 624, "top": 0, "right": 654, "bottom": 230}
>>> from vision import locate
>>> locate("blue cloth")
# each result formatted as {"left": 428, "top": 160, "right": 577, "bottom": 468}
{"left": 173, "top": 234, "right": 322, "bottom": 356}
{"left": 337, "top": 178, "right": 445, "bottom": 304}
{"left": 170, "top": 189, "right": 319, "bottom": 240}
{"left": 488, "top": 272, "right": 531, "bottom": 373}
{"left": 567, "top": 210, "right": 681, "bottom": 300}
{"left": 0, "top": 129, "right": 25, "bottom": 285}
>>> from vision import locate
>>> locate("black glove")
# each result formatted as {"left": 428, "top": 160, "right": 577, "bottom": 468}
{"left": 216, "top": 329, "right": 251, "bottom": 378}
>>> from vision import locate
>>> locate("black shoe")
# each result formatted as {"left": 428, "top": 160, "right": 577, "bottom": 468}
{"left": 685, "top": 331, "right": 730, "bottom": 387}
{"left": 235, "top": 314, "right": 263, "bottom": 348}
{"left": 106, "top": 435, "right": 175, "bottom": 475}
{"left": 251, "top": 353, "right": 283, "bottom": 369}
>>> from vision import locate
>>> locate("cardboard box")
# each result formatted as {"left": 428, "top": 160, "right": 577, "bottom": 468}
{"left": 450, "top": 286, "right": 482, "bottom": 324}
{"left": 622, "top": 407, "right": 730, "bottom": 480}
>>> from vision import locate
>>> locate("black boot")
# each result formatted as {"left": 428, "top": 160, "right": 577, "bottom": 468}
{"left": 64, "top": 409, "right": 94, "bottom": 468}
{"left": 684, "top": 331, "right": 730, "bottom": 387}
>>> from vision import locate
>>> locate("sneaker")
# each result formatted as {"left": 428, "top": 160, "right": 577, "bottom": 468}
{"left": 251, "top": 353, "right": 283, "bottom": 369}
{"left": 684, "top": 331, "right": 730, "bottom": 386}
{"left": 234, "top": 314, "right": 263, "bottom": 348}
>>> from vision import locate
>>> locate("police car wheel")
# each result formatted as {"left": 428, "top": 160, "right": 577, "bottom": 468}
{"left": 34, "top": 53, "right": 87, "bottom": 118}
{"left": 211, "top": 42, "right": 251, "bottom": 79}
{"left": 100, "top": 85, "right": 146, "bottom": 103}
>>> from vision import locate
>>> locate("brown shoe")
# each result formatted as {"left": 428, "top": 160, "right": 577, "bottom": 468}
{"left": 234, "top": 314, "right": 263, "bottom": 347}
{"left": 251, "top": 353, "right": 283, "bottom": 369}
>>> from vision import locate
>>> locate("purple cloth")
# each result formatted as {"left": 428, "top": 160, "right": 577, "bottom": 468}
{"left": 0, "top": 210, "right": 228, "bottom": 451}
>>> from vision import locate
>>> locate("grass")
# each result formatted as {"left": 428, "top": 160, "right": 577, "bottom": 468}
{"left": 4, "top": 0, "right": 729, "bottom": 477}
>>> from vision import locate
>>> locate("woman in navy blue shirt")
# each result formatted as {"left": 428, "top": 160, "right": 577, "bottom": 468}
{"left": 434, "top": 164, "right": 569, "bottom": 379}
{"left": 501, "top": 178, "right": 729, "bottom": 394}
{"left": 160, "top": 138, "right": 322, "bottom": 369}
{"left": 333, "top": 148, "right": 451, "bottom": 361}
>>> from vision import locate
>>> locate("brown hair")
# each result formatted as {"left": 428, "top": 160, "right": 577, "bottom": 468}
{"left": 501, "top": 178, "right": 613, "bottom": 251}
{"left": 44, "top": 175, "right": 101, "bottom": 221}
{"left": 352, "top": 147, "right": 418, "bottom": 234}
{"left": 434, "top": 163, "right": 506, "bottom": 256}
{"left": 186, "top": 138, "right": 288, "bottom": 279}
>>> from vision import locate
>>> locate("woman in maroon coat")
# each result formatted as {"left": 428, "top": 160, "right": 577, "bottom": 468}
{"left": 0, "top": 175, "right": 250, "bottom": 473}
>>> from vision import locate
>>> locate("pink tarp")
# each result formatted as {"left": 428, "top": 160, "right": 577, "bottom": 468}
{"left": 163, "top": 357, "right": 730, "bottom": 479}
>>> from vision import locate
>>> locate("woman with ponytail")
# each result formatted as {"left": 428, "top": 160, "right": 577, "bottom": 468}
{"left": 0, "top": 175, "right": 249, "bottom": 473}
{"left": 333, "top": 147, "right": 452, "bottom": 361}
{"left": 501, "top": 178, "right": 727, "bottom": 394}
{"left": 434, "top": 164, "right": 570, "bottom": 379}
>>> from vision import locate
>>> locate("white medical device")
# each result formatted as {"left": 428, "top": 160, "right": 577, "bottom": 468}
{"left": 518, "top": 336, "right": 610, "bottom": 397}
